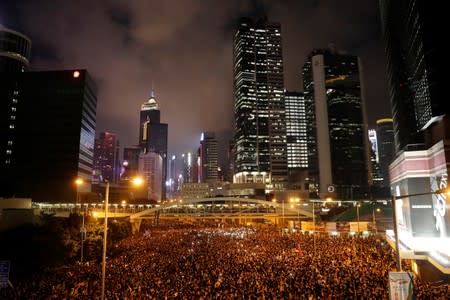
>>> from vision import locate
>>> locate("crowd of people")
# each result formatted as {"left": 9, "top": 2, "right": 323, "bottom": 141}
{"left": 1, "top": 221, "right": 449, "bottom": 299}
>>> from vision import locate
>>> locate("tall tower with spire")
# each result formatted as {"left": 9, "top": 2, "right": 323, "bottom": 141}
{"left": 139, "top": 90, "right": 160, "bottom": 149}
{"left": 138, "top": 90, "right": 168, "bottom": 200}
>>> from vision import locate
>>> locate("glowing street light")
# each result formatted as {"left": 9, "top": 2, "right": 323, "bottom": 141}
{"left": 75, "top": 178, "right": 86, "bottom": 263}
{"left": 101, "top": 176, "right": 143, "bottom": 300}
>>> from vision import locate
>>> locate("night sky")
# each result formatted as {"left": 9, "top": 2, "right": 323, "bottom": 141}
{"left": 1, "top": 0, "right": 390, "bottom": 160}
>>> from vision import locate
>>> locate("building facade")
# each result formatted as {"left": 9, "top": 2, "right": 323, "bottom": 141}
{"left": 285, "top": 91, "right": 308, "bottom": 169}
{"left": 376, "top": 118, "right": 395, "bottom": 187}
{"left": 199, "top": 132, "right": 218, "bottom": 183}
{"left": 0, "top": 70, "right": 97, "bottom": 202}
{"left": 380, "top": 0, "right": 446, "bottom": 153}
{"left": 303, "top": 47, "right": 369, "bottom": 199}
{"left": 233, "top": 17, "right": 287, "bottom": 186}
{"left": 138, "top": 151, "right": 163, "bottom": 202}
{"left": 0, "top": 26, "right": 31, "bottom": 72}
{"left": 138, "top": 91, "right": 168, "bottom": 199}
{"left": 93, "top": 131, "right": 120, "bottom": 184}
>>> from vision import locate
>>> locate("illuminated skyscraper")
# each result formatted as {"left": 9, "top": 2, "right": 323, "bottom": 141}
{"left": 138, "top": 90, "right": 168, "bottom": 199}
{"left": 285, "top": 91, "right": 308, "bottom": 169}
{"left": 182, "top": 152, "right": 194, "bottom": 183}
{"left": 0, "top": 26, "right": 31, "bottom": 72}
{"left": 303, "top": 46, "right": 369, "bottom": 199}
{"left": 199, "top": 132, "right": 218, "bottom": 183}
{"left": 368, "top": 129, "right": 383, "bottom": 187}
{"left": 380, "top": 0, "right": 445, "bottom": 153}
{"left": 233, "top": 17, "right": 287, "bottom": 185}
{"left": 139, "top": 151, "right": 163, "bottom": 202}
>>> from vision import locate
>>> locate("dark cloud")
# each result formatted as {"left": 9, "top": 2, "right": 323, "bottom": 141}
{"left": 2, "top": 0, "right": 390, "bottom": 160}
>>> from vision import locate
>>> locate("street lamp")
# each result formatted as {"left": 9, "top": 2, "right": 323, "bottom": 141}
{"left": 356, "top": 203, "right": 361, "bottom": 234}
{"left": 312, "top": 201, "right": 316, "bottom": 255}
{"left": 75, "top": 178, "right": 85, "bottom": 263}
{"left": 391, "top": 188, "right": 450, "bottom": 272}
{"left": 290, "top": 198, "right": 301, "bottom": 229}
{"left": 101, "top": 176, "right": 144, "bottom": 300}
{"left": 100, "top": 180, "right": 110, "bottom": 300}
{"left": 372, "top": 207, "right": 380, "bottom": 234}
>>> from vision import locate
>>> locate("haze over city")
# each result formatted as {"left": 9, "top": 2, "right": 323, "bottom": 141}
{"left": 1, "top": 0, "right": 390, "bottom": 157}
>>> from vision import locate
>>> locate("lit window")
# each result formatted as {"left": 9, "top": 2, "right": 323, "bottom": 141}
{"left": 9, "top": 125, "right": 14, "bottom": 129}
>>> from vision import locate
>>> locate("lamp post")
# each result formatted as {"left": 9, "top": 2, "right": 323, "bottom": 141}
{"left": 101, "top": 177, "right": 143, "bottom": 300}
{"left": 100, "top": 180, "right": 110, "bottom": 300}
{"left": 372, "top": 207, "right": 380, "bottom": 234}
{"left": 290, "top": 198, "right": 301, "bottom": 229}
{"left": 75, "top": 178, "right": 85, "bottom": 263}
{"left": 356, "top": 202, "right": 360, "bottom": 234}
{"left": 312, "top": 201, "right": 316, "bottom": 255}
{"left": 391, "top": 189, "right": 449, "bottom": 272}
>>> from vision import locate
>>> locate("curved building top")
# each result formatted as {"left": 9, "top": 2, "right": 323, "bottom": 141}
{"left": 141, "top": 90, "right": 159, "bottom": 111}
{"left": 0, "top": 26, "right": 32, "bottom": 71}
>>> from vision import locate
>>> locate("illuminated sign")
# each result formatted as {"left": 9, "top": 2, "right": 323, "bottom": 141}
{"left": 325, "top": 75, "right": 346, "bottom": 84}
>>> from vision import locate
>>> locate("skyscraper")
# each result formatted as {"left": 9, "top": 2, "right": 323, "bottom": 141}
{"left": 233, "top": 17, "right": 287, "bottom": 185}
{"left": 380, "top": 0, "right": 446, "bottom": 153}
{"left": 139, "top": 91, "right": 160, "bottom": 149}
{"left": 0, "top": 70, "right": 97, "bottom": 202}
{"left": 93, "top": 131, "right": 120, "bottom": 184}
{"left": 199, "top": 132, "right": 218, "bottom": 183}
{"left": 285, "top": 91, "right": 308, "bottom": 169}
{"left": 121, "top": 146, "right": 141, "bottom": 181}
{"left": 368, "top": 129, "right": 383, "bottom": 187}
{"left": 376, "top": 118, "right": 394, "bottom": 187}
{"left": 182, "top": 152, "right": 194, "bottom": 184}
{"left": 138, "top": 151, "right": 163, "bottom": 202}
{"left": 303, "top": 47, "right": 369, "bottom": 199}
{"left": 0, "top": 26, "right": 31, "bottom": 72}
{"left": 138, "top": 91, "right": 168, "bottom": 199}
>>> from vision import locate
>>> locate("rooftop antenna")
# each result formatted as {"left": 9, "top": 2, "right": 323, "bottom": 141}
{"left": 151, "top": 81, "right": 155, "bottom": 98}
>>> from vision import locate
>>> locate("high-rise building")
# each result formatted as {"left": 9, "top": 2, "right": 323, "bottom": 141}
{"left": 121, "top": 146, "right": 141, "bottom": 181}
{"left": 303, "top": 47, "right": 369, "bottom": 199}
{"left": 368, "top": 129, "right": 383, "bottom": 187}
{"left": 182, "top": 152, "right": 194, "bottom": 184}
{"left": 199, "top": 132, "right": 218, "bottom": 183}
{"left": 139, "top": 91, "right": 160, "bottom": 149}
{"left": 138, "top": 151, "right": 163, "bottom": 202}
{"left": 376, "top": 118, "right": 394, "bottom": 187}
{"left": 380, "top": 0, "right": 446, "bottom": 153}
{"left": 93, "top": 131, "right": 120, "bottom": 184}
{"left": 0, "top": 26, "right": 31, "bottom": 72}
{"left": 0, "top": 70, "right": 97, "bottom": 202}
{"left": 233, "top": 17, "right": 287, "bottom": 185}
{"left": 138, "top": 91, "right": 168, "bottom": 199}
{"left": 285, "top": 91, "right": 308, "bottom": 169}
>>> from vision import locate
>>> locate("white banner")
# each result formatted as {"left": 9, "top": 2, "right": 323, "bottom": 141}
{"left": 389, "top": 272, "right": 414, "bottom": 300}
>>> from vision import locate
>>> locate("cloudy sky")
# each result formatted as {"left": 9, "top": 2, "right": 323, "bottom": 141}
{"left": 1, "top": 0, "right": 390, "bottom": 160}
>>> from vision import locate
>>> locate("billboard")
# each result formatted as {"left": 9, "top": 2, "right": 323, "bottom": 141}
{"left": 389, "top": 140, "right": 450, "bottom": 256}
{"left": 388, "top": 272, "right": 414, "bottom": 300}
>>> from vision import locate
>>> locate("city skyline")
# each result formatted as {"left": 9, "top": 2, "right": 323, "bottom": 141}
{"left": 1, "top": 1, "right": 390, "bottom": 159}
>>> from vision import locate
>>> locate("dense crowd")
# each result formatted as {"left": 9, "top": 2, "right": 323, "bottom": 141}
{"left": 1, "top": 221, "right": 449, "bottom": 299}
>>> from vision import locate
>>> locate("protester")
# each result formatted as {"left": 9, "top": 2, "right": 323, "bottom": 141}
{"left": 1, "top": 221, "right": 448, "bottom": 299}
